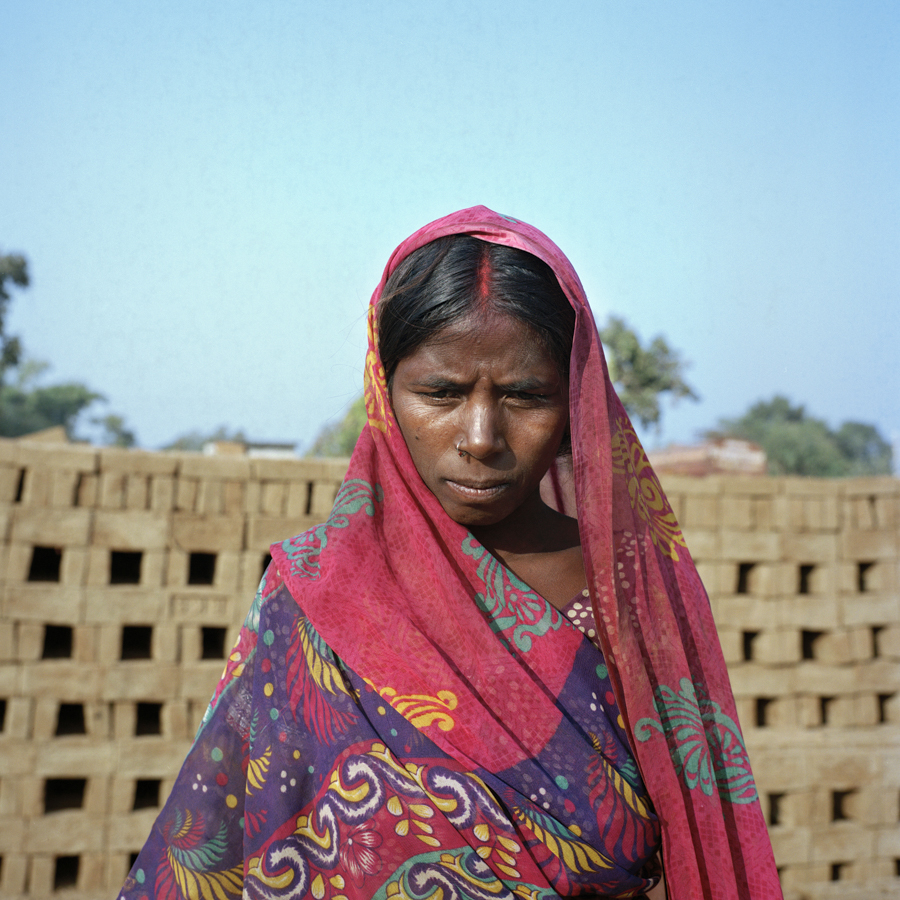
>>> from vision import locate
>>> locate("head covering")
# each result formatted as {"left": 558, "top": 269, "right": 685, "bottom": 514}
{"left": 275, "top": 206, "right": 781, "bottom": 897}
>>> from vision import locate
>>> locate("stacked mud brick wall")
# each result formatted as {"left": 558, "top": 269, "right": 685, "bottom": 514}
{"left": 0, "top": 436, "right": 897, "bottom": 900}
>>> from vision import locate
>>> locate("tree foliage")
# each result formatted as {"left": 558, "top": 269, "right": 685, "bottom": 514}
{"left": 0, "top": 250, "right": 136, "bottom": 444}
{"left": 708, "top": 395, "right": 893, "bottom": 477}
{"left": 306, "top": 316, "right": 698, "bottom": 456}
{"left": 599, "top": 316, "right": 699, "bottom": 430}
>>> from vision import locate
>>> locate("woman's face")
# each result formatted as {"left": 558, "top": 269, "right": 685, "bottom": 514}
{"left": 390, "top": 309, "right": 569, "bottom": 530}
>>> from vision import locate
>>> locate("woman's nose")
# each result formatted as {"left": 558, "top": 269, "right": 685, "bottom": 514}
{"left": 457, "top": 401, "right": 506, "bottom": 459}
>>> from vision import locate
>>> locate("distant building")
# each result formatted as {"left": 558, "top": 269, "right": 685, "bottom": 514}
{"left": 649, "top": 438, "right": 767, "bottom": 476}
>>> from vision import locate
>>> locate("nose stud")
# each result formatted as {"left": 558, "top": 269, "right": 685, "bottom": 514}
{"left": 456, "top": 440, "right": 467, "bottom": 458}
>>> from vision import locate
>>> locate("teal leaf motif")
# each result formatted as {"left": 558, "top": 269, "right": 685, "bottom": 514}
{"left": 281, "top": 479, "right": 383, "bottom": 578}
{"left": 634, "top": 678, "right": 758, "bottom": 804}
{"left": 168, "top": 816, "right": 230, "bottom": 872}
{"left": 461, "top": 536, "right": 561, "bottom": 652}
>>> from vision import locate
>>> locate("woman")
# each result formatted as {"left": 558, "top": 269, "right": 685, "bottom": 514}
{"left": 119, "top": 207, "right": 781, "bottom": 899}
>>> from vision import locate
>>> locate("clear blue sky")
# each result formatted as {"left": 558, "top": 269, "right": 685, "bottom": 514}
{"left": 2, "top": 1, "right": 898, "bottom": 457}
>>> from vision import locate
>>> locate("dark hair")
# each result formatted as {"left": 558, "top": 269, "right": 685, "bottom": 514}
{"left": 377, "top": 235, "right": 575, "bottom": 386}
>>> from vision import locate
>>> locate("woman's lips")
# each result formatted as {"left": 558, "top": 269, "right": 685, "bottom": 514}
{"left": 444, "top": 479, "right": 509, "bottom": 501}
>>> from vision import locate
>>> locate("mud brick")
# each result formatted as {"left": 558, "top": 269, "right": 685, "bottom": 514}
{"left": 755, "top": 629, "right": 800, "bottom": 664}
{"left": 124, "top": 474, "right": 149, "bottom": 510}
{"left": 85, "top": 589, "right": 165, "bottom": 625}
{"left": 94, "top": 510, "right": 169, "bottom": 551}
{"left": 716, "top": 595, "right": 784, "bottom": 630}
{"left": 0, "top": 464, "right": 21, "bottom": 503}
{"left": 102, "top": 663, "right": 181, "bottom": 700}
{"left": 259, "top": 480, "right": 286, "bottom": 516}
{"left": 745, "top": 750, "right": 810, "bottom": 792}
{"left": 16, "top": 621, "right": 43, "bottom": 660}
{"left": 18, "top": 774, "right": 43, "bottom": 814}
{"left": 101, "top": 447, "right": 178, "bottom": 476}
{"left": 60, "top": 546, "right": 88, "bottom": 586}
{"left": 0, "top": 853, "right": 28, "bottom": 894}
{"left": 850, "top": 495, "right": 877, "bottom": 530}
{"left": 843, "top": 593, "right": 899, "bottom": 627}
{"left": 877, "top": 625, "right": 900, "bottom": 659}
{"left": 177, "top": 662, "right": 228, "bottom": 700}
{"left": 0, "top": 662, "right": 18, "bottom": 694}
{"left": 77, "top": 471, "right": 99, "bottom": 506}
{"left": 815, "top": 628, "right": 872, "bottom": 664}
{"left": 0, "top": 808, "right": 25, "bottom": 844}
{"left": 854, "top": 784, "right": 897, "bottom": 826}
{"left": 27, "top": 811, "right": 106, "bottom": 852}
{"left": 732, "top": 697, "right": 754, "bottom": 732}
{"left": 5, "top": 542, "right": 32, "bottom": 582}
{"left": 107, "top": 810, "right": 162, "bottom": 850}
{"left": 794, "top": 662, "right": 856, "bottom": 695}
{"left": 85, "top": 545, "right": 113, "bottom": 587}
{"left": 720, "top": 495, "right": 754, "bottom": 530}
{"left": 247, "top": 515, "right": 314, "bottom": 550}
{"left": 250, "top": 457, "right": 306, "bottom": 481}
{"left": 842, "top": 529, "right": 898, "bottom": 561}
{"left": 4, "top": 697, "right": 32, "bottom": 739}
{"left": 163, "top": 700, "right": 193, "bottom": 739}
{"left": 285, "top": 481, "right": 309, "bottom": 518}
{"left": 8, "top": 585, "right": 86, "bottom": 624}
{"left": 86, "top": 774, "right": 111, "bottom": 816}
{"left": 222, "top": 479, "right": 245, "bottom": 515}
{"left": 22, "top": 661, "right": 103, "bottom": 699}
{"left": 853, "top": 659, "right": 900, "bottom": 691}
{"left": 150, "top": 474, "right": 175, "bottom": 511}
{"left": 717, "top": 628, "right": 742, "bottom": 663}
{"left": 782, "top": 533, "right": 839, "bottom": 564}
{"left": 180, "top": 453, "right": 252, "bottom": 481}
{"left": 32, "top": 697, "right": 57, "bottom": 740}
{"left": 0, "top": 620, "right": 12, "bottom": 660}
{"left": 97, "top": 624, "right": 124, "bottom": 663}
{"left": 181, "top": 624, "right": 201, "bottom": 661}
{"left": 29, "top": 855, "right": 56, "bottom": 896}
{"left": 109, "top": 776, "right": 136, "bottom": 814}
{"left": 174, "top": 476, "right": 198, "bottom": 511}
{"left": 140, "top": 549, "right": 166, "bottom": 587}
{"left": 35, "top": 739, "right": 112, "bottom": 777}
{"left": 768, "top": 826, "right": 810, "bottom": 866}
{"left": 809, "top": 823, "right": 874, "bottom": 863}
{"left": 244, "top": 479, "right": 261, "bottom": 513}
{"left": 239, "top": 550, "right": 269, "bottom": 594}
{"left": 682, "top": 491, "right": 719, "bottom": 528}
{"left": 166, "top": 547, "right": 188, "bottom": 586}
{"left": 172, "top": 513, "right": 243, "bottom": 552}
{"left": 155, "top": 624, "right": 179, "bottom": 663}
{"left": 80, "top": 853, "right": 108, "bottom": 892}
{"left": 99, "top": 469, "right": 129, "bottom": 508}
{"left": 197, "top": 478, "right": 225, "bottom": 515}
{"left": 779, "top": 863, "right": 832, "bottom": 892}
{"left": 875, "top": 823, "right": 900, "bottom": 856}
{"left": 752, "top": 497, "right": 776, "bottom": 530}
{"left": 693, "top": 561, "right": 718, "bottom": 594}
{"left": 114, "top": 738, "right": 195, "bottom": 777}
{"left": 680, "top": 528, "right": 718, "bottom": 560}
{"left": 211, "top": 550, "right": 240, "bottom": 593}
{"left": 786, "top": 498, "right": 807, "bottom": 532}
{"left": 779, "top": 790, "right": 816, "bottom": 827}
{"left": 719, "top": 529, "right": 780, "bottom": 561}
{"left": 169, "top": 592, "right": 231, "bottom": 623}
{"left": 21, "top": 467, "right": 53, "bottom": 506}
{"left": 112, "top": 700, "right": 136, "bottom": 740}
{"left": 11, "top": 506, "right": 92, "bottom": 546}
{"left": 781, "top": 596, "right": 841, "bottom": 629}
{"left": 812, "top": 747, "right": 881, "bottom": 786}
{"left": 728, "top": 663, "right": 796, "bottom": 697}
{"left": 875, "top": 493, "right": 898, "bottom": 528}
{"left": 50, "top": 469, "right": 81, "bottom": 507}
{"left": 310, "top": 479, "right": 340, "bottom": 516}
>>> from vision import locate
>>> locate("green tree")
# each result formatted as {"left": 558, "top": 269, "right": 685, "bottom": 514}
{"left": 306, "top": 316, "right": 698, "bottom": 456}
{"left": 708, "top": 395, "right": 893, "bottom": 477}
{"left": 0, "top": 251, "right": 136, "bottom": 443}
{"left": 599, "top": 316, "right": 699, "bottom": 430}
{"left": 306, "top": 396, "right": 367, "bottom": 458}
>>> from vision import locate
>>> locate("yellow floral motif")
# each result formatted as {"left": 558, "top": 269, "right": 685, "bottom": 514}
{"left": 364, "top": 305, "right": 391, "bottom": 434}
{"left": 246, "top": 745, "right": 271, "bottom": 794}
{"left": 611, "top": 417, "right": 687, "bottom": 561}
{"left": 363, "top": 679, "right": 458, "bottom": 732}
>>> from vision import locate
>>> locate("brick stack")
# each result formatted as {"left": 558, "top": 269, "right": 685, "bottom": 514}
{"left": 664, "top": 475, "right": 900, "bottom": 899}
{"left": 0, "top": 438, "right": 347, "bottom": 898}
{"left": 0, "top": 437, "right": 897, "bottom": 898}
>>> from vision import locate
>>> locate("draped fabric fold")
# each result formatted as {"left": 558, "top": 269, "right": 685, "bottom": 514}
{"left": 120, "top": 207, "right": 781, "bottom": 900}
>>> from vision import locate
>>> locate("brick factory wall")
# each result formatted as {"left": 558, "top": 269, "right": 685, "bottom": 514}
{"left": 0, "top": 437, "right": 897, "bottom": 899}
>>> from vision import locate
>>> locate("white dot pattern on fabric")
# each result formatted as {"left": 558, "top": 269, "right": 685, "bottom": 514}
{"left": 563, "top": 588, "right": 601, "bottom": 647}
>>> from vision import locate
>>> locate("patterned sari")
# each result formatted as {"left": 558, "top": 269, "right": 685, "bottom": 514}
{"left": 119, "top": 207, "right": 781, "bottom": 900}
